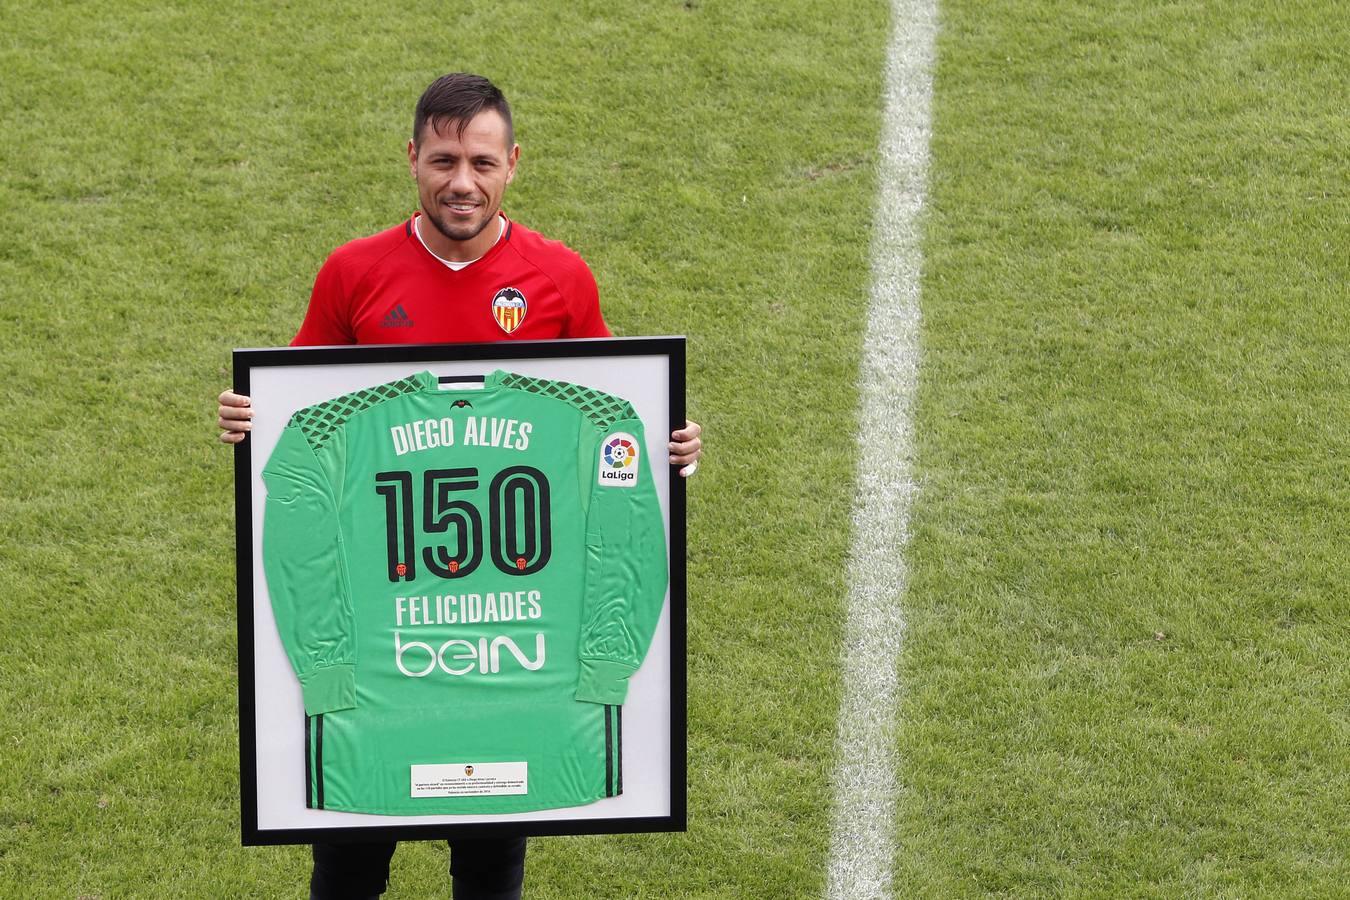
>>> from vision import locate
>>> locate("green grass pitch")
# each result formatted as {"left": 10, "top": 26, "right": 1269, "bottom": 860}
{"left": 1, "top": 0, "right": 1345, "bottom": 897}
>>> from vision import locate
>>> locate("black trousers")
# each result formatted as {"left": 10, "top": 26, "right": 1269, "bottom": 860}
{"left": 310, "top": 837, "right": 527, "bottom": 900}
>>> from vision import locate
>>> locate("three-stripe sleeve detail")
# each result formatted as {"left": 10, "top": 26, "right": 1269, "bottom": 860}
{"left": 306, "top": 714, "right": 326, "bottom": 810}
{"left": 603, "top": 705, "right": 623, "bottom": 798}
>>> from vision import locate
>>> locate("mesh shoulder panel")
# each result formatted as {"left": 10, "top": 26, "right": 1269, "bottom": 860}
{"left": 499, "top": 372, "right": 637, "bottom": 430}
{"left": 290, "top": 375, "right": 425, "bottom": 451}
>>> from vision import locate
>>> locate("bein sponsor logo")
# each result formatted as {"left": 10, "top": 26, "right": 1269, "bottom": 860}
{"left": 394, "top": 632, "right": 546, "bottom": 677}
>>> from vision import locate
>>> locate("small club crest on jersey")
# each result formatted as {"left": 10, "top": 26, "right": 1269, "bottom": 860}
{"left": 491, "top": 287, "right": 527, "bottom": 334}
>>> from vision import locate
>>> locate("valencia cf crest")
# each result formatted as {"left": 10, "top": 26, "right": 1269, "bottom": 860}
{"left": 491, "top": 287, "right": 527, "bottom": 334}
{"left": 464, "top": 765, "right": 475, "bottom": 777}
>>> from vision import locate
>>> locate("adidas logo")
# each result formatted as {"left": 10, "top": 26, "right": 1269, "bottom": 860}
{"left": 382, "top": 304, "right": 414, "bottom": 328}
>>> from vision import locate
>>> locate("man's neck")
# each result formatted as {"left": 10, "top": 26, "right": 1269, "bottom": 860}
{"left": 415, "top": 213, "right": 505, "bottom": 264}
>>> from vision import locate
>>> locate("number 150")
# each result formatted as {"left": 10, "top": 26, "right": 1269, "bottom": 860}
{"left": 374, "top": 466, "right": 552, "bottom": 582}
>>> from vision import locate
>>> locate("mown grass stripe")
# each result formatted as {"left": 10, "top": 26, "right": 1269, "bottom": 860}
{"left": 825, "top": 0, "right": 935, "bottom": 897}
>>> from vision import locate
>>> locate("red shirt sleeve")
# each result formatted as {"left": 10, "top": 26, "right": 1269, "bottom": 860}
{"left": 562, "top": 257, "right": 612, "bottom": 338}
{"left": 291, "top": 253, "right": 358, "bottom": 347}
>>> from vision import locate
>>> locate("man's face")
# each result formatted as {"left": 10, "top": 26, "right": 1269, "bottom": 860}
{"left": 408, "top": 109, "right": 519, "bottom": 259}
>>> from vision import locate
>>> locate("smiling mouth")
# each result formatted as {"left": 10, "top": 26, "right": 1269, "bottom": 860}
{"left": 444, "top": 199, "right": 480, "bottom": 213}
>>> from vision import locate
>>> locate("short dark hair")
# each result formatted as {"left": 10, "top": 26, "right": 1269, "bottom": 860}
{"left": 413, "top": 73, "right": 514, "bottom": 148}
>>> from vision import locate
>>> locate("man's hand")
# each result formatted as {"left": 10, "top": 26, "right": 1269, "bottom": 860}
{"left": 670, "top": 420, "right": 702, "bottom": 478}
{"left": 218, "top": 390, "right": 253, "bottom": 444}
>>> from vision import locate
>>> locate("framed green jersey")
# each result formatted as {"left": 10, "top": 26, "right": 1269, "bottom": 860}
{"left": 233, "top": 338, "right": 685, "bottom": 845}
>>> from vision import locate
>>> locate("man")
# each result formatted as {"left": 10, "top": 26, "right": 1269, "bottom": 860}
{"left": 217, "top": 73, "right": 701, "bottom": 900}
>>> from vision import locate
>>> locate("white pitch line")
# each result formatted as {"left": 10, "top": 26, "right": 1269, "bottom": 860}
{"left": 825, "top": 0, "right": 935, "bottom": 898}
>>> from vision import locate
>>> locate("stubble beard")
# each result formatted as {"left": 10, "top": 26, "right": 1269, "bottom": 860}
{"left": 424, "top": 198, "right": 495, "bottom": 245}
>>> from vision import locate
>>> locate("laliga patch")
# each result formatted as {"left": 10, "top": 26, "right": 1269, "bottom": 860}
{"left": 491, "top": 287, "right": 527, "bottom": 334}
{"left": 598, "top": 432, "right": 640, "bottom": 487}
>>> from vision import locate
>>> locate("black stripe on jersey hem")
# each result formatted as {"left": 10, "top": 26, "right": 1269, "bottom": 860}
{"left": 304, "top": 715, "right": 313, "bottom": 809}
{"left": 616, "top": 705, "right": 623, "bottom": 796}
{"left": 315, "top": 714, "right": 326, "bottom": 810}
{"left": 604, "top": 705, "right": 614, "bottom": 798}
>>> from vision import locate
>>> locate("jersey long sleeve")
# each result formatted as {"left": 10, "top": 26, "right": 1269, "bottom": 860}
{"left": 258, "top": 370, "right": 668, "bottom": 815}
{"left": 575, "top": 414, "right": 667, "bottom": 705}
{"left": 262, "top": 422, "right": 360, "bottom": 716}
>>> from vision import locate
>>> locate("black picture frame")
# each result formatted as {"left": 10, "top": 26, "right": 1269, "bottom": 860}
{"left": 232, "top": 337, "right": 686, "bottom": 846}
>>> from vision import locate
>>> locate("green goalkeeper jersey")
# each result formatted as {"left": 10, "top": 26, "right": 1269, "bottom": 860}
{"left": 261, "top": 370, "right": 668, "bottom": 815}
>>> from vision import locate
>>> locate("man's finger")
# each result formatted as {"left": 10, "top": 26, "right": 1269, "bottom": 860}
{"left": 668, "top": 438, "right": 700, "bottom": 458}
{"left": 219, "top": 390, "right": 252, "bottom": 408}
{"left": 218, "top": 415, "right": 252, "bottom": 432}
{"left": 219, "top": 404, "right": 254, "bottom": 422}
{"left": 678, "top": 460, "right": 699, "bottom": 478}
{"left": 670, "top": 419, "right": 702, "bottom": 442}
{"left": 218, "top": 430, "right": 246, "bottom": 445}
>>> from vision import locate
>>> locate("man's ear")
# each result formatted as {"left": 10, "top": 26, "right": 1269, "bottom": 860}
{"left": 408, "top": 139, "right": 418, "bottom": 178}
{"left": 505, "top": 143, "right": 520, "bottom": 185}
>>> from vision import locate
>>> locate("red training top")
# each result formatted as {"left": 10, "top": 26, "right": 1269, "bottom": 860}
{"left": 292, "top": 213, "right": 611, "bottom": 346}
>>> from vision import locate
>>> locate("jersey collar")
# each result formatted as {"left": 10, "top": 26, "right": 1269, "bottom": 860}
{"left": 418, "top": 369, "right": 508, "bottom": 392}
{"left": 407, "top": 212, "right": 513, "bottom": 270}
